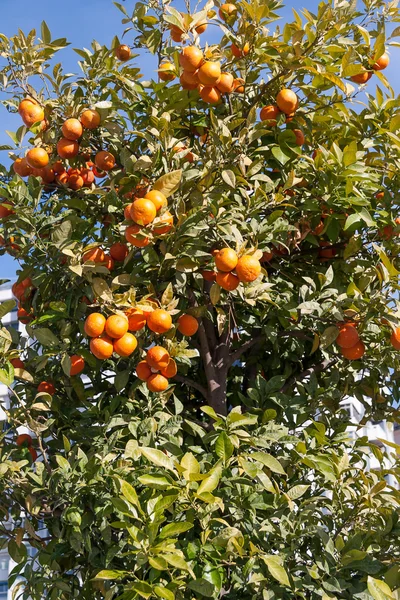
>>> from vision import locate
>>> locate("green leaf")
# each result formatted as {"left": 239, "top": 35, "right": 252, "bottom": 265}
{"left": 138, "top": 475, "right": 174, "bottom": 489}
{"left": 93, "top": 570, "right": 126, "bottom": 580}
{"left": 140, "top": 447, "right": 176, "bottom": 471}
{"left": 249, "top": 452, "right": 286, "bottom": 475}
{"left": 221, "top": 170, "right": 236, "bottom": 188}
{"left": 120, "top": 479, "right": 139, "bottom": 507}
{"left": 215, "top": 431, "right": 233, "bottom": 462}
{"left": 287, "top": 485, "right": 309, "bottom": 500}
{"left": 153, "top": 170, "right": 182, "bottom": 197}
{"left": 197, "top": 466, "right": 222, "bottom": 495}
{"left": 0, "top": 300, "right": 16, "bottom": 320}
{"left": 159, "top": 522, "right": 193, "bottom": 539}
{"left": 262, "top": 555, "right": 290, "bottom": 587}
{"left": 187, "top": 579, "right": 215, "bottom": 597}
{"left": 0, "top": 363, "right": 13, "bottom": 386}
{"left": 367, "top": 576, "right": 395, "bottom": 600}
{"left": 30, "top": 327, "right": 60, "bottom": 347}
{"left": 154, "top": 586, "right": 175, "bottom": 600}
{"left": 163, "top": 553, "right": 194, "bottom": 576}
{"left": 41, "top": 21, "right": 51, "bottom": 44}
{"left": 131, "top": 581, "right": 153, "bottom": 599}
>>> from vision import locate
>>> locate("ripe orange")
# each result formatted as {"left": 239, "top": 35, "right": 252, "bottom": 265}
{"left": 19, "top": 100, "right": 44, "bottom": 127}
{"left": 219, "top": 3, "right": 237, "bottom": 21}
{"left": 375, "top": 191, "right": 385, "bottom": 200}
{"left": 177, "top": 314, "right": 198, "bottom": 336}
{"left": 103, "top": 254, "right": 114, "bottom": 271}
{"left": 292, "top": 129, "right": 305, "bottom": 146}
{"left": 351, "top": 71, "right": 372, "bottom": 84}
{"left": 136, "top": 360, "right": 152, "bottom": 381}
{"left": 124, "top": 203, "right": 133, "bottom": 220}
{"left": 200, "top": 86, "right": 221, "bottom": 104}
{"left": 0, "top": 202, "right": 14, "bottom": 218}
{"left": 232, "top": 78, "right": 245, "bottom": 93}
{"left": 146, "top": 346, "right": 170, "bottom": 370}
{"left": 70, "top": 355, "right": 85, "bottom": 376}
{"left": 372, "top": 52, "right": 389, "bottom": 70}
{"left": 105, "top": 314, "right": 129, "bottom": 339}
{"left": 179, "top": 46, "right": 204, "bottom": 72}
{"left": 38, "top": 381, "right": 56, "bottom": 395}
{"left": 390, "top": 327, "right": 400, "bottom": 350}
{"left": 154, "top": 211, "right": 174, "bottom": 235}
{"left": 318, "top": 241, "right": 337, "bottom": 260}
{"left": 202, "top": 270, "right": 217, "bottom": 281}
{"left": 170, "top": 25, "right": 185, "bottom": 42}
{"left": 113, "top": 332, "right": 138, "bottom": 357}
{"left": 276, "top": 89, "right": 298, "bottom": 114}
{"left": 90, "top": 334, "right": 114, "bottom": 359}
{"left": 95, "top": 151, "right": 115, "bottom": 171}
{"left": 216, "top": 72, "right": 234, "bottom": 94}
{"left": 145, "top": 190, "right": 167, "bottom": 212}
{"left": 57, "top": 138, "right": 79, "bottom": 159}
{"left": 26, "top": 148, "right": 49, "bottom": 169}
{"left": 130, "top": 198, "right": 157, "bottom": 226}
{"left": 13, "top": 157, "right": 32, "bottom": 177}
{"left": 125, "top": 308, "right": 146, "bottom": 332}
{"left": 125, "top": 225, "right": 150, "bottom": 247}
{"left": 235, "top": 255, "right": 261, "bottom": 282}
{"left": 147, "top": 309, "right": 172, "bottom": 334}
{"left": 11, "top": 358, "right": 25, "bottom": 369}
{"left": 40, "top": 165, "right": 56, "bottom": 183}
{"left": 214, "top": 248, "right": 238, "bottom": 271}
{"left": 341, "top": 340, "right": 365, "bottom": 360}
{"left": 81, "top": 109, "right": 101, "bottom": 129}
{"left": 115, "top": 44, "right": 131, "bottom": 61}
{"left": 198, "top": 61, "right": 221, "bottom": 85}
{"left": 68, "top": 173, "right": 84, "bottom": 190}
{"left": 82, "top": 247, "right": 106, "bottom": 263}
{"left": 231, "top": 42, "right": 249, "bottom": 58}
{"left": 216, "top": 271, "right": 240, "bottom": 291}
{"left": 260, "top": 105, "right": 281, "bottom": 125}
{"left": 195, "top": 22, "right": 207, "bottom": 34}
{"left": 147, "top": 373, "right": 169, "bottom": 392}
{"left": 180, "top": 70, "right": 199, "bottom": 90}
{"left": 62, "top": 118, "right": 83, "bottom": 141}
{"left": 17, "top": 307, "right": 33, "bottom": 324}
{"left": 110, "top": 242, "right": 129, "bottom": 262}
{"left": 336, "top": 323, "right": 359, "bottom": 348}
{"left": 160, "top": 358, "right": 177, "bottom": 378}
{"left": 158, "top": 62, "right": 176, "bottom": 82}
{"left": 16, "top": 433, "right": 32, "bottom": 446}
{"left": 81, "top": 168, "right": 95, "bottom": 186}
{"left": 84, "top": 313, "right": 106, "bottom": 337}
{"left": 28, "top": 447, "right": 38, "bottom": 461}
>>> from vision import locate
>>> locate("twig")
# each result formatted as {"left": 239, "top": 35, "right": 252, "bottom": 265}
{"left": 228, "top": 334, "right": 265, "bottom": 366}
{"left": 174, "top": 375, "right": 208, "bottom": 399}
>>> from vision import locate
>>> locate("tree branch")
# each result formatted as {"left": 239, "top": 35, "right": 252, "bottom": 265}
{"left": 228, "top": 334, "right": 265, "bottom": 366}
{"left": 173, "top": 375, "right": 208, "bottom": 399}
{"left": 280, "top": 358, "right": 337, "bottom": 393}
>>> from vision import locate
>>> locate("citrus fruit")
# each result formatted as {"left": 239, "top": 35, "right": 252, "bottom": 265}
{"left": 341, "top": 341, "right": 365, "bottom": 360}
{"left": 216, "top": 72, "right": 234, "bottom": 93}
{"left": 179, "top": 46, "right": 204, "bottom": 72}
{"left": 110, "top": 242, "right": 129, "bottom": 261}
{"left": 336, "top": 323, "right": 359, "bottom": 349}
{"left": 160, "top": 358, "right": 177, "bottom": 378}
{"left": 145, "top": 190, "right": 167, "bottom": 212}
{"left": 126, "top": 308, "right": 147, "bottom": 331}
{"left": 147, "top": 309, "right": 172, "bottom": 334}
{"left": 198, "top": 61, "right": 221, "bottom": 85}
{"left": 82, "top": 247, "right": 106, "bottom": 263}
{"left": 177, "top": 314, "right": 198, "bottom": 336}
{"left": 130, "top": 198, "right": 157, "bottom": 226}
{"left": 216, "top": 271, "right": 240, "bottom": 291}
{"left": 70, "top": 355, "right": 85, "bottom": 376}
{"left": 105, "top": 314, "right": 129, "bottom": 339}
{"left": 115, "top": 44, "right": 131, "bottom": 61}
{"left": 57, "top": 138, "right": 79, "bottom": 159}
{"left": 235, "top": 255, "right": 261, "bottom": 282}
{"left": 90, "top": 334, "right": 114, "bottom": 359}
{"left": 62, "top": 118, "right": 83, "bottom": 141}
{"left": 276, "top": 89, "right": 298, "bottom": 114}
{"left": 38, "top": 381, "right": 56, "bottom": 395}
{"left": 136, "top": 360, "right": 152, "bottom": 381}
{"left": 95, "top": 151, "right": 115, "bottom": 171}
{"left": 26, "top": 148, "right": 49, "bottom": 169}
{"left": 84, "top": 313, "right": 106, "bottom": 337}
{"left": 80, "top": 109, "right": 101, "bottom": 129}
{"left": 146, "top": 346, "right": 170, "bottom": 370}
{"left": 113, "top": 333, "right": 138, "bottom": 357}
{"left": 125, "top": 225, "right": 150, "bottom": 247}
{"left": 214, "top": 248, "right": 238, "bottom": 271}
{"left": 147, "top": 373, "right": 169, "bottom": 392}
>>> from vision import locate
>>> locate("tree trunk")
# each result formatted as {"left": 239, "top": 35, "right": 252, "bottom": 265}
{"left": 198, "top": 316, "right": 229, "bottom": 417}
{"left": 208, "top": 368, "right": 228, "bottom": 416}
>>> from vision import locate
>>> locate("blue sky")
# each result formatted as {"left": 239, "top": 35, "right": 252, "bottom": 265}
{"left": 0, "top": 0, "right": 398, "bottom": 280}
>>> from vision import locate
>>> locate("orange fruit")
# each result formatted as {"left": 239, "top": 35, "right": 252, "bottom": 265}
{"left": 124, "top": 203, "right": 133, "bottom": 220}
{"left": 145, "top": 190, "right": 167, "bottom": 212}
{"left": 170, "top": 25, "right": 185, "bottom": 42}
{"left": 62, "top": 118, "right": 83, "bottom": 141}
{"left": 351, "top": 71, "right": 372, "bottom": 84}
{"left": 84, "top": 313, "right": 106, "bottom": 337}
{"left": 115, "top": 44, "right": 131, "bottom": 61}
{"left": 70, "top": 355, "right": 85, "bottom": 376}
{"left": 146, "top": 346, "right": 170, "bottom": 370}
{"left": 202, "top": 270, "right": 217, "bottom": 281}
{"left": 90, "top": 334, "right": 114, "bottom": 359}
{"left": 38, "top": 381, "right": 56, "bottom": 395}
{"left": 390, "top": 327, "right": 400, "bottom": 350}
{"left": 179, "top": 46, "right": 204, "bottom": 72}
{"left": 19, "top": 100, "right": 44, "bottom": 127}
{"left": 341, "top": 340, "right": 365, "bottom": 360}
{"left": 26, "top": 148, "right": 49, "bottom": 169}
{"left": 235, "top": 255, "right": 261, "bottom": 282}
{"left": 160, "top": 358, "right": 177, "bottom": 378}
{"left": 17, "top": 307, "right": 33, "bottom": 324}
{"left": 13, "top": 157, "right": 32, "bottom": 177}
{"left": 216, "top": 72, "right": 234, "bottom": 93}
{"left": 113, "top": 332, "right": 138, "bottom": 357}
{"left": 16, "top": 433, "right": 32, "bottom": 446}
{"left": 372, "top": 52, "right": 389, "bottom": 70}
{"left": 110, "top": 242, "right": 129, "bottom": 261}
{"left": 82, "top": 247, "right": 106, "bottom": 263}
{"left": 0, "top": 202, "right": 14, "bottom": 218}
{"left": 200, "top": 86, "right": 221, "bottom": 104}
{"left": 147, "top": 309, "right": 172, "bottom": 334}
{"left": 104, "top": 254, "right": 114, "bottom": 270}
{"left": 177, "top": 314, "right": 198, "bottom": 336}
{"left": 81, "top": 168, "right": 95, "bottom": 186}
{"left": 180, "top": 70, "right": 199, "bottom": 90}
{"left": 231, "top": 42, "right": 249, "bottom": 58}
{"left": 158, "top": 62, "right": 176, "bottom": 82}
{"left": 232, "top": 78, "right": 245, "bottom": 93}
{"left": 28, "top": 447, "right": 38, "bottom": 461}
{"left": 105, "top": 314, "right": 129, "bottom": 339}
{"left": 136, "top": 360, "right": 152, "bottom": 381}
{"left": 80, "top": 109, "right": 101, "bottom": 129}
{"left": 292, "top": 129, "right": 305, "bottom": 146}
{"left": 125, "top": 225, "right": 150, "bottom": 247}
{"left": 126, "top": 308, "right": 147, "bottom": 331}
{"left": 260, "top": 105, "right": 281, "bottom": 125}
{"left": 95, "top": 151, "right": 115, "bottom": 171}
{"left": 11, "top": 358, "right": 25, "bottom": 369}
{"left": 40, "top": 165, "right": 56, "bottom": 183}
{"left": 198, "top": 61, "right": 221, "bottom": 85}
{"left": 147, "top": 373, "right": 169, "bottom": 392}
{"left": 130, "top": 198, "right": 156, "bottom": 226}
{"left": 195, "top": 22, "right": 207, "bottom": 34}
{"left": 318, "top": 241, "right": 337, "bottom": 260}
{"left": 216, "top": 271, "right": 240, "bottom": 291}
{"left": 219, "top": 3, "right": 237, "bottom": 21}
{"left": 336, "top": 323, "right": 359, "bottom": 349}
{"left": 375, "top": 191, "right": 385, "bottom": 200}
{"left": 68, "top": 173, "right": 84, "bottom": 190}
{"left": 214, "top": 248, "right": 238, "bottom": 272}
{"left": 154, "top": 211, "right": 174, "bottom": 235}
{"left": 57, "top": 138, "right": 79, "bottom": 159}
{"left": 276, "top": 89, "right": 298, "bottom": 114}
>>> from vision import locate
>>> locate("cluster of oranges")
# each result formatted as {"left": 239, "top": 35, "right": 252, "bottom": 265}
{"left": 84, "top": 313, "right": 138, "bottom": 360}
{"left": 123, "top": 189, "right": 174, "bottom": 248}
{"left": 336, "top": 322, "right": 365, "bottom": 360}
{"left": 350, "top": 52, "right": 390, "bottom": 84}
{"left": 13, "top": 98, "right": 116, "bottom": 187}
{"left": 260, "top": 89, "right": 305, "bottom": 146}
{"left": 136, "top": 346, "right": 177, "bottom": 392}
{"left": 202, "top": 248, "right": 262, "bottom": 291}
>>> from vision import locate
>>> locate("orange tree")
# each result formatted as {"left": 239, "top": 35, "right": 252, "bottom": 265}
{"left": 0, "top": 0, "right": 400, "bottom": 598}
